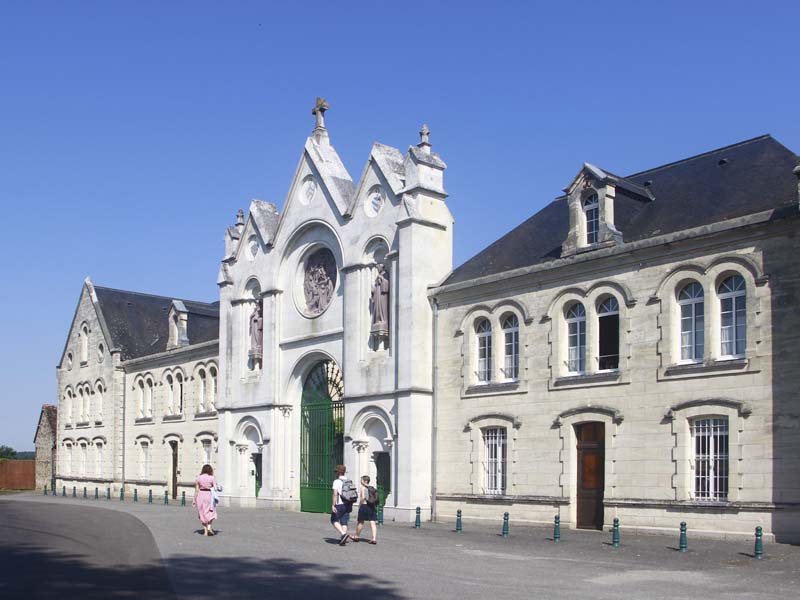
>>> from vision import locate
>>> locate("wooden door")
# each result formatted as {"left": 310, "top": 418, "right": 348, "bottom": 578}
{"left": 170, "top": 441, "right": 178, "bottom": 499}
{"left": 576, "top": 422, "right": 604, "bottom": 530}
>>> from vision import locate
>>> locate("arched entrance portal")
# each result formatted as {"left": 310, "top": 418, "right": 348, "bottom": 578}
{"left": 300, "top": 359, "right": 344, "bottom": 513}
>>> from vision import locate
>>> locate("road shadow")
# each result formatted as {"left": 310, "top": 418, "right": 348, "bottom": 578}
{"left": 0, "top": 544, "right": 404, "bottom": 600}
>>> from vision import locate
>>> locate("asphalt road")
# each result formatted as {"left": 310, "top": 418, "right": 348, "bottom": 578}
{"left": 3, "top": 494, "right": 800, "bottom": 599}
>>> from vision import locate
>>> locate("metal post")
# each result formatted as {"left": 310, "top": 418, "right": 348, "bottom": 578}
{"left": 94, "top": 487, "right": 99, "bottom": 500}
{"left": 502, "top": 512, "right": 509, "bottom": 538}
{"left": 415, "top": 506, "right": 421, "bottom": 529}
{"left": 456, "top": 509, "right": 463, "bottom": 533}
{"left": 164, "top": 490, "right": 169, "bottom": 505}
{"left": 83, "top": 487, "right": 87, "bottom": 499}
{"left": 754, "top": 526, "right": 763, "bottom": 560}
{"left": 106, "top": 487, "right": 110, "bottom": 500}
{"left": 679, "top": 522, "right": 687, "bottom": 553}
{"left": 377, "top": 503, "right": 384, "bottom": 525}
{"left": 554, "top": 515, "right": 561, "bottom": 542}
{"left": 120, "top": 488, "right": 124, "bottom": 501}
{"left": 133, "top": 489, "right": 138, "bottom": 503}
{"left": 62, "top": 485, "right": 66, "bottom": 497}
{"left": 181, "top": 491, "right": 186, "bottom": 507}
{"left": 612, "top": 517, "right": 620, "bottom": 548}
{"left": 72, "top": 486, "right": 76, "bottom": 498}
{"left": 43, "top": 485, "right": 47, "bottom": 496}
{"left": 148, "top": 489, "right": 153, "bottom": 504}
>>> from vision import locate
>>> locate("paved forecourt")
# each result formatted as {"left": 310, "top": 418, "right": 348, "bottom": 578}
{"left": 4, "top": 493, "right": 800, "bottom": 600}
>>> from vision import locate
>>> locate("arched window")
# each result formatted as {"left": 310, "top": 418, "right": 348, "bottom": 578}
{"left": 137, "top": 379, "right": 145, "bottom": 418}
{"left": 678, "top": 282, "right": 704, "bottom": 362}
{"left": 95, "top": 442, "right": 103, "bottom": 477}
{"left": 597, "top": 296, "right": 620, "bottom": 371}
{"left": 209, "top": 366, "right": 217, "bottom": 412}
{"left": 175, "top": 372, "right": 184, "bottom": 414}
{"left": 166, "top": 374, "right": 175, "bottom": 415}
{"left": 80, "top": 324, "right": 89, "bottom": 364}
{"left": 501, "top": 314, "right": 519, "bottom": 381}
{"left": 95, "top": 383, "right": 104, "bottom": 421}
{"left": 197, "top": 368, "right": 207, "bottom": 413}
{"left": 718, "top": 275, "right": 746, "bottom": 358}
{"left": 83, "top": 384, "right": 92, "bottom": 421}
{"left": 483, "top": 427, "right": 507, "bottom": 494}
{"left": 583, "top": 194, "right": 599, "bottom": 245}
{"left": 475, "top": 319, "right": 492, "bottom": 383}
{"left": 566, "top": 303, "right": 586, "bottom": 374}
{"left": 65, "top": 443, "right": 73, "bottom": 476}
{"left": 79, "top": 442, "right": 88, "bottom": 477}
{"left": 64, "top": 389, "right": 73, "bottom": 423}
{"left": 145, "top": 378, "right": 154, "bottom": 418}
{"left": 77, "top": 387, "right": 86, "bottom": 422}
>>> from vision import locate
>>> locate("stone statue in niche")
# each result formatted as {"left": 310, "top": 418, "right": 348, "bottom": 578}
{"left": 370, "top": 263, "right": 390, "bottom": 349}
{"left": 303, "top": 249, "right": 337, "bottom": 315}
{"left": 248, "top": 301, "right": 263, "bottom": 369}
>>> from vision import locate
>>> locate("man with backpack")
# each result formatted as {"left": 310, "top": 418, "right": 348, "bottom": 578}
{"left": 331, "top": 464, "right": 357, "bottom": 545}
{"left": 352, "top": 475, "right": 379, "bottom": 545}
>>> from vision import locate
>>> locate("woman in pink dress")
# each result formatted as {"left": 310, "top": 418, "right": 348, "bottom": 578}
{"left": 192, "top": 464, "right": 218, "bottom": 536}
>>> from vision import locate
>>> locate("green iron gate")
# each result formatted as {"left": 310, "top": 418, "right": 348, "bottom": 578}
{"left": 300, "top": 360, "right": 344, "bottom": 513}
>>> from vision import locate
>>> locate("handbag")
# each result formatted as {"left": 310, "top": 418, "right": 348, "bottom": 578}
{"left": 211, "top": 482, "right": 222, "bottom": 507}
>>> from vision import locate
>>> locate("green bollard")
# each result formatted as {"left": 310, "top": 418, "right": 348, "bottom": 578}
{"left": 72, "top": 486, "right": 76, "bottom": 498}
{"left": 106, "top": 487, "right": 111, "bottom": 500}
{"left": 148, "top": 489, "right": 153, "bottom": 504}
{"left": 181, "top": 491, "right": 186, "bottom": 507}
{"left": 754, "top": 526, "right": 763, "bottom": 560}
{"left": 164, "top": 490, "right": 169, "bottom": 505}
{"left": 612, "top": 517, "right": 620, "bottom": 548}
{"left": 502, "top": 512, "right": 509, "bottom": 538}
{"left": 679, "top": 522, "right": 687, "bottom": 553}
{"left": 134, "top": 489, "right": 138, "bottom": 503}
{"left": 62, "top": 485, "right": 66, "bottom": 497}
{"left": 456, "top": 509, "right": 463, "bottom": 533}
{"left": 83, "top": 487, "right": 87, "bottom": 499}
{"left": 43, "top": 485, "right": 47, "bottom": 496}
{"left": 94, "top": 487, "right": 99, "bottom": 500}
{"left": 120, "top": 488, "right": 124, "bottom": 502}
{"left": 377, "top": 503, "right": 383, "bottom": 525}
{"left": 554, "top": 515, "right": 561, "bottom": 542}
{"left": 415, "top": 506, "right": 421, "bottom": 529}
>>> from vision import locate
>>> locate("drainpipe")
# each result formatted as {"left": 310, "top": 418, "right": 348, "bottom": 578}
{"left": 430, "top": 298, "right": 439, "bottom": 521}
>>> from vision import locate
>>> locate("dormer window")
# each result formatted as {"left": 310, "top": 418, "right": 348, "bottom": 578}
{"left": 583, "top": 193, "right": 599, "bottom": 244}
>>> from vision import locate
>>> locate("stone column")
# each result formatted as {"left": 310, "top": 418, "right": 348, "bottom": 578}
{"left": 353, "top": 441, "right": 369, "bottom": 480}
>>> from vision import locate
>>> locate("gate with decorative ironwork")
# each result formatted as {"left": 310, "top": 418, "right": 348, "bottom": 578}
{"left": 300, "top": 360, "right": 344, "bottom": 513}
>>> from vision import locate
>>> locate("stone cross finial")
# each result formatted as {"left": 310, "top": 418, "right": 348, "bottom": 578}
{"left": 236, "top": 208, "right": 244, "bottom": 226}
{"left": 419, "top": 123, "right": 431, "bottom": 147}
{"left": 312, "top": 97, "right": 329, "bottom": 130}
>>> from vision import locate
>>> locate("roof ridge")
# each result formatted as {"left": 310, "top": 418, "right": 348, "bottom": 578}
{"left": 93, "top": 284, "right": 217, "bottom": 307}
{"left": 625, "top": 134, "right": 772, "bottom": 179}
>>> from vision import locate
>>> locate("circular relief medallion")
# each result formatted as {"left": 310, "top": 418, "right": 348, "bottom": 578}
{"left": 300, "top": 176, "right": 317, "bottom": 205}
{"left": 303, "top": 248, "right": 337, "bottom": 316}
{"left": 364, "top": 186, "right": 385, "bottom": 217}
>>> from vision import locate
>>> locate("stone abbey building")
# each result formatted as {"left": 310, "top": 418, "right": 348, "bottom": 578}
{"left": 54, "top": 101, "right": 800, "bottom": 541}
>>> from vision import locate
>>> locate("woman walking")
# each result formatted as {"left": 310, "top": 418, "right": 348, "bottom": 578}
{"left": 192, "top": 464, "right": 218, "bottom": 536}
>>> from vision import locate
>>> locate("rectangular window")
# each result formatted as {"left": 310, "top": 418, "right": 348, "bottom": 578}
{"left": 680, "top": 301, "right": 704, "bottom": 361}
{"left": 202, "top": 440, "right": 212, "bottom": 466}
{"left": 477, "top": 335, "right": 492, "bottom": 382}
{"left": 567, "top": 320, "right": 586, "bottom": 373}
{"left": 586, "top": 206, "right": 599, "bottom": 244}
{"left": 483, "top": 427, "right": 507, "bottom": 495}
{"left": 503, "top": 329, "right": 519, "bottom": 380}
{"left": 141, "top": 443, "right": 150, "bottom": 479}
{"left": 598, "top": 313, "right": 619, "bottom": 370}
{"left": 692, "top": 417, "right": 728, "bottom": 501}
{"left": 720, "top": 296, "right": 746, "bottom": 357}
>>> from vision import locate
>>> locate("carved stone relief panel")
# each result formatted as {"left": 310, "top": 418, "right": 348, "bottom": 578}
{"left": 303, "top": 248, "right": 337, "bottom": 316}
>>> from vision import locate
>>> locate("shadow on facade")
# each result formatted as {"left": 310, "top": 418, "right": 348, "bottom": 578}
{"left": 764, "top": 215, "right": 800, "bottom": 545}
{"left": 1, "top": 545, "right": 404, "bottom": 600}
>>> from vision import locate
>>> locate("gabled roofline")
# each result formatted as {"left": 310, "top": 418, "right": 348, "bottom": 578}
{"left": 57, "top": 278, "right": 116, "bottom": 368}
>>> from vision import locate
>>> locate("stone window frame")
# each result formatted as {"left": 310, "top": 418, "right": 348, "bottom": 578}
{"left": 457, "top": 301, "right": 529, "bottom": 394}
{"left": 463, "top": 413, "right": 521, "bottom": 496}
{"left": 134, "top": 434, "right": 155, "bottom": 480}
{"left": 93, "top": 379, "right": 106, "bottom": 424}
{"left": 544, "top": 282, "right": 633, "bottom": 387}
{"left": 652, "top": 257, "right": 765, "bottom": 379}
{"left": 77, "top": 437, "right": 89, "bottom": 478}
{"left": 716, "top": 274, "right": 747, "bottom": 360}
{"left": 193, "top": 430, "right": 219, "bottom": 468}
{"left": 500, "top": 313, "right": 520, "bottom": 382}
{"left": 92, "top": 436, "right": 106, "bottom": 478}
{"left": 62, "top": 438, "right": 75, "bottom": 476}
{"left": 63, "top": 386, "right": 75, "bottom": 425}
{"left": 583, "top": 192, "right": 600, "bottom": 245}
{"left": 663, "top": 398, "right": 751, "bottom": 503}
{"left": 79, "top": 322, "right": 90, "bottom": 366}
{"left": 132, "top": 373, "right": 156, "bottom": 420}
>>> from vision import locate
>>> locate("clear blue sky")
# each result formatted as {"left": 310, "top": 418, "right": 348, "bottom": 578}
{"left": 1, "top": 1, "right": 798, "bottom": 450}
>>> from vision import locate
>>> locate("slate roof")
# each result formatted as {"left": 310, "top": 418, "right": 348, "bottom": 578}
{"left": 93, "top": 286, "right": 219, "bottom": 360}
{"left": 445, "top": 135, "right": 799, "bottom": 285}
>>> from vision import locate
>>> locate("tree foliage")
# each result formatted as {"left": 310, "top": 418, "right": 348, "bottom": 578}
{"left": 0, "top": 445, "right": 18, "bottom": 460}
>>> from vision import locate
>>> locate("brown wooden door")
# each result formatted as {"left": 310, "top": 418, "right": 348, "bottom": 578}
{"left": 576, "top": 422, "right": 604, "bottom": 530}
{"left": 170, "top": 441, "right": 178, "bottom": 499}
